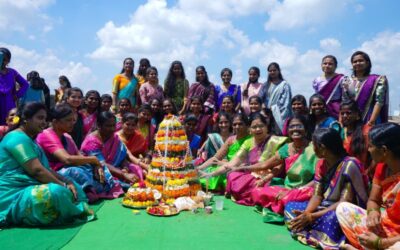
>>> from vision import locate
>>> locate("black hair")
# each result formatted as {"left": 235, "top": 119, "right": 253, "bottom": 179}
{"left": 84, "top": 90, "right": 101, "bottom": 111}
{"left": 249, "top": 95, "right": 262, "bottom": 105}
{"left": 149, "top": 97, "right": 163, "bottom": 125}
{"left": 165, "top": 61, "right": 186, "bottom": 98}
{"left": 0, "top": 47, "right": 11, "bottom": 69}
{"left": 49, "top": 103, "right": 73, "bottom": 120}
{"left": 243, "top": 66, "right": 260, "bottom": 97}
{"left": 267, "top": 62, "right": 284, "bottom": 83}
{"left": 249, "top": 112, "right": 270, "bottom": 133}
{"left": 195, "top": 66, "right": 211, "bottom": 86}
{"left": 232, "top": 113, "right": 250, "bottom": 127}
{"left": 222, "top": 95, "right": 235, "bottom": 104}
{"left": 137, "top": 58, "right": 151, "bottom": 76}
{"left": 286, "top": 114, "right": 311, "bottom": 140}
{"left": 138, "top": 104, "right": 152, "bottom": 113}
{"left": 260, "top": 108, "right": 279, "bottom": 135}
{"left": 220, "top": 68, "right": 233, "bottom": 77}
{"left": 369, "top": 123, "right": 400, "bottom": 158}
{"left": 313, "top": 128, "right": 347, "bottom": 157}
{"left": 291, "top": 94, "right": 307, "bottom": 108}
{"left": 97, "top": 111, "right": 116, "bottom": 127}
{"left": 122, "top": 112, "right": 138, "bottom": 124}
{"left": 308, "top": 93, "right": 328, "bottom": 134}
{"left": 27, "top": 71, "right": 45, "bottom": 90}
{"left": 215, "top": 112, "right": 232, "bottom": 133}
{"left": 322, "top": 55, "right": 338, "bottom": 67}
{"left": 8, "top": 102, "right": 47, "bottom": 132}
{"left": 120, "top": 57, "right": 135, "bottom": 78}
{"left": 118, "top": 98, "right": 132, "bottom": 106}
{"left": 184, "top": 114, "right": 198, "bottom": 123}
{"left": 59, "top": 75, "right": 72, "bottom": 88}
{"left": 162, "top": 98, "right": 178, "bottom": 115}
{"left": 101, "top": 94, "right": 112, "bottom": 102}
{"left": 351, "top": 51, "right": 372, "bottom": 76}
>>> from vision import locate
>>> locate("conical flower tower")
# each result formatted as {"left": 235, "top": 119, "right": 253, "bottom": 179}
{"left": 145, "top": 115, "right": 201, "bottom": 204}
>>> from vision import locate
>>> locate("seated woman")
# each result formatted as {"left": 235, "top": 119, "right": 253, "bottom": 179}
{"left": 81, "top": 111, "right": 144, "bottom": 190}
{"left": 195, "top": 112, "right": 233, "bottom": 191}
{"left": 309, "top": 93, "right": 342, "bottom": 137}
{"left": 36, "top": 104, "right": 123, "bottom": 203}
{"left": 162, "top": 98, "right": 178, "bottom": 116}
{"left": 285, "top": 128, "right": 369, "bottom": 249}
{"left": 80, "top": 90, "right": 101, "bottom": 135}
{"left": 244, "top": 114, "right": 318, "bottom": 223}
{"left": 337, "top": 123, "right": 400, "bottom": 250}
{"left": 0, "top": 102, "right": 93, "bottom": 227}
{"left": 183, "top": 114, "right": 202, "bottom": 157}
{"left": 137, "top": 104, "right": 156, "bottom": 156}
{"left": 213, "top": 113, "right": 287, "bottom": 206}
{"left": 198, "top": 113, "right": 251, "bottom": 192}
{"left": 282, "top": 95, "right": 309, "bottom": 136}
{"left": 211, "top": 95, "right": 235, "bottom": 129}
{"left": 115, "top": 98, "right": 132, "bottom": 131}
{"left": 117, "top": 112, "right": 150, "bottom": 169}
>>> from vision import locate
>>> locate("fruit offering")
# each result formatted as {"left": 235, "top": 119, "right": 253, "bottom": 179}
{"left": 147, "top": 205, "right": 179, "bottom": 217}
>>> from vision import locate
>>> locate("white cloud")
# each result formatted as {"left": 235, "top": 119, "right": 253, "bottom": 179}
{"left": 0, "top": 43, "right": 95, "bottom": 93}
{"left": 0, "top": 0, "right": 55, "bottom": 34}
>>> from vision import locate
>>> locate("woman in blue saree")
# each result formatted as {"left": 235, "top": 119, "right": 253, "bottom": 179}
{"left": 0, "top": 102, "right": 93, "bottom": 227}
{"left": 112, "top": 58, "right": 139, "bottom": 112}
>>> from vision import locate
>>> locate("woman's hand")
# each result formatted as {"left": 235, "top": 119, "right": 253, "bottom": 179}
{"left": 357, "top": 232, "right": 380, "bottom": 249}
{"left": 367, "top": 210, "right": 384, "bottom": 234}
{"left": 276, "top": 190, "right": 288, "bottom": 201}
{"left": 66, "top": 182, "right": 78, "bottom": 201}
{"left": 289, "top": 210, "right": 314, "bottom": 232}
{"left": 124, "top": 173, "right": 138, "bottom": 184}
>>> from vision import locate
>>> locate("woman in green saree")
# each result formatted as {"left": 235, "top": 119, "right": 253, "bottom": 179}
{"left": 0, "top": 102, "right": 93, "bottom": 227}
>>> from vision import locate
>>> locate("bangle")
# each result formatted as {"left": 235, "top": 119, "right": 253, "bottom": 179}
{"left": 367, "top": 207, "right": 380, "bottom": 215}
{"left": 373, "top": 236, "right": 381, "bottom": 250}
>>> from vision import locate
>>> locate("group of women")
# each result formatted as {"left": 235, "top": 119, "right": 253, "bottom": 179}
{"left": 1, "top": 46, "right": 399, "bottom": 249}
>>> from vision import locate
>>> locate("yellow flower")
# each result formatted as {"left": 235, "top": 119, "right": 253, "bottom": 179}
{"left": 12, "top": 115, "right": 20, "bottom": 124}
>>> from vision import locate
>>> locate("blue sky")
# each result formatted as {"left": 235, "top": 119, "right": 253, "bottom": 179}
{"left": 1, "top": 0, "right": 400, "bottom": 113}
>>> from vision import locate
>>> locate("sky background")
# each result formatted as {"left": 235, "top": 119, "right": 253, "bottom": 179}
{"left": 1, "top": 0, "right": 400, "bottom": 114}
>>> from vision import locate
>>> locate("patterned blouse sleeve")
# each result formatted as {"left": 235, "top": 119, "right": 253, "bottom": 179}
{"left": 375, "top": 75, "right": 388, "bottom": 106}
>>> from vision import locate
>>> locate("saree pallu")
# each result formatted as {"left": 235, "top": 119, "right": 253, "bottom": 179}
{"left": 113, "top": 74, "right": 138, "bottom": 107}
{"left": 0, "top": 131, "right": 92, "bottom": 227}
{"left": 337, "top": 164, "right": 400, "bottom": 249}
{"left": 226, "top": 136, "right": 288, "bottom": 206}
{"left": 284, "top": 157, "right": 369, "bottom": 249}
{"left": 82, "top": 111, "right": 98, "bottom": 135}
{"left": 118, "top": 130, "right": 148, "bottom": 158}
{"left": 252, "top": 143, "right": 317, "bottom": 216}
{"left": 187, "top": 82, "right": 216, "bottom": 113}
{"left": 313, "top": 74, "right": 344, "bottom": 119}
{"left": 215, "top": 84, "right": 241, "bottom": 110}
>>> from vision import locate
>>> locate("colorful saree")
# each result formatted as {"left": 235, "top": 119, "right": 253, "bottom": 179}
{"left": 313, "top": 74, "right": 345, "bottom": 119}
{"left": 81, "top": 110, "right": 98, "bottom": 135}
{"left": 284, "top": 156, "right": 369, "bottom": 249}
{"left": 251, "top": 143, "right": 318, "bottom": 219}
{"left": 226, "top": 136, "right": 288, "bottom": 206}
{"left": 215, "top": 84, "right": 241, "bottom": 110}
{"left": 163, "top": 78, "right": 189, "bottom": 111}
{"left": 139, "top": 82, "right": 164, "bottom": 105}
{"left": 337, "top": 163, "right": 400, "bottom": 249}
{"left": 0, "top": 130, "right": 92, "bottom": 227}
{"left": 112, "top": 74, "right": 138, "bottom": 107}
{"left": 187, "top": 82, "right": 216, "bottom": 113}
{"left": 36, "top": 128, "right": 123, "bottom": 203}
{"left": 117, "top": 130, "right": 148, "bottom": 158}
{"left": 81, "top": 133, "right": 144, "bottom": 189}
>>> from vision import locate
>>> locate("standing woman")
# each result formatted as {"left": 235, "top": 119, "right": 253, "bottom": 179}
{"left": 241, "top": 66, "right": 263, "bottom": 116}
{"left": 260, "top": 62, "right": 292, "bottom": 132}
{"left": 342, "top": 51, "right": 389, "bottom": 126}
{"left": 139, "top": 66, "right": 164, "bottom": 105}
{"left": 55, "top": 75, "right": 71, "bottom": 104}
{"left": 80, "top": 90, "right": 101, "bottom": 135}
{"left": 163, "top": 61, "right": 189, "bottom": 114}
{"left": 215, "top": 68, "right": 241, "bottom": 111}
{"left": 0, "top": 102, "right": 94, "bottom": 226}
{"left": 187, "top": 66, "right": 216, "bottom": 114}
{"left": 112, "top": 58, "right": 138, "bottom": 113}
{"left": 136, "top": 58, "right": 151, "bottom": 87}
{"left": 313, "top": 55, "right": 346, "bottom": 119}
{"left": 0, "top": 47, "right": 29, "bottom": 125}
{"left": 64, "top": 87, "right": 85, "bottom": 148}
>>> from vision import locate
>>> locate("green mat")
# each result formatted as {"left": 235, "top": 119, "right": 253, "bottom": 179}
{"left": 0, "top": 202, "right": 104, "bottom": 250}
{"left": 63, "top": 197, "right": 309, "bottom": 250}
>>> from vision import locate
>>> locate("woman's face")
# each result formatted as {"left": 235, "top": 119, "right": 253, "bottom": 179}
{"left": 352, "top": 55, "right": 369, "bottom": 75}
{"left": 124, "top": 59, "right": 134, "bottom": 72}
{"left": 139, "top": 62, "right": 149, "bottom": 73}
{"left": 248, "top": 69, "right": 259, "bottom": 83}
{"left": 122, "top": 119, "right": 137, "bottom": 136}
{"left": 99, "top": 118, "right": 116, "bottom": 138}
{"left": 310, "top": 97, "right": 325, "bottom": 116}
{"left": 190, "top": 99, "right": 202, "bottom": 114}
{"left": 312, "top": 140, "right": 325, "bottom": 159}
{"left": 268, "top": 65, "right": 280, "bottom": 80}
{"left": 367, "top": 141, "right": 385, "bottom": 163}
{"left": 6, "top": 108, "right": 17, "bottom": 125}
{"left": 163, "top": 100, "right": 174, "bottom": 114}
{"left": 232, "top": 117, "right": 247, "bottom": 137}
{"left": 147, "top": 69, "right": 158, "bottom": 83}
{"left": 59, "top": 78, "right": 68, "bottom": 89}
{"left": 321, "top": 57, "right": 337, "bottom": 75}
{"left": 26, "top": 109, "right": 47, "bottom": 136}
{"left": 85, "top": 94, "right": 99, "bottom": 110}
{"left": 172, "top": 63, "right": 182, "bottom": 77}
{"left": 185, "top": 120, "right": 196, "bottom": 134}
{"left": 138, "top": 110, "right": 151, "bottom": 122}
{"left": 67, "top": 91, "right": 83, "bottom": 109}
{"left": 250, "top": 118, "right": 268, "bottom": 140}
{"left": 292, "top": 101, "right": 305, "bottom": 114}
{"left": 249, "top": 98, "right": 261, "bottom": 113}
{"left": 150, "top": 100, "right": 161, "bottom": 113}
{"left": 119, "top": 100, "right": 131, "bottom": 113}
{"left": 54, "top": 113, "right": 76, "bottom": 133}
{"left": 196, "top": 68, "right": 206, "bottom": 83}
{"left": 221, "top": 97, "right": 234, "bottom": 113}
{"left": 221, "top": 71, "right": 232, "bottom": 85}
{"left": 218, "top": 116, "right": 231, "bottom": 133}
{"left": 288, "top": 118, "right": 306, "bottom": 141}
{"left": 101, "top": 98, "right": 112, "bottom": 111}
{"left": 340, "top": 106, "right": 360, "bottom": 127}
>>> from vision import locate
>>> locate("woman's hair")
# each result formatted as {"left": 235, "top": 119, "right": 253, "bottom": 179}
{"left": 291, "top": 94, "right": 308, "bottom": 108}
{"left": 97, "top": 111, "right": 116, "bottom": 127}
{"left": 351, "top": 51, "right": 372, "bottom": 76}
{"left": 220, "top": 68, "right": 233, "bottom": 77}
{"left": 146, "top": 66, "right": 158, "bottom": 76}
{"left": 8, "top": 102, "right": 47, "bottom": 132}
{"left": 138, "top": 103, "right": 152, "bottom": 113}
{"left": 286, "top": 114, "right": 311, "bottom": 140}
{"left": 195, "top": 65, "right": 211, "bottom": 86}
{"left": 249, "top": 95, "right": 262, "bottom": 106}
{"left": 221, "top": 95, "right": 235, "bottom": 107}
{"left": 188, "top": 96, "right": 204, "bottom": 113}
{"left": 118, "top": 98, "right": 132, "bottom": 107}
{"left": 232, "top": 113, "right": 250, "bottom": 127}
{"left": 369, "top": 123, "right": 400, "bottom": 158}
{"left": 0, "top": 47, "right": 11, "bottom": 69}
{"left": 243, "top": 66, "right": 260, "bottom": 97}
{"left": 101, "top": 94, "right": 112, "bottom": 102}
{"left": 165, "top": 61, "right": 186, "bottom": 98}
{"left": 122, "top": 112, "right": 138, "bottom": 124}
{"left": 215, "top": 112, "right": 232, "bottom": 133}
{"left": 27, "top": 71, "right": 45, "bottom": 90}
{"left": 340, "top": 100, "right": 366, "bottom": 158}
{"left": 84, "top": 90, "right": 101, "bottom": 110}
{"left": 137, "top": 58, "right": 151, "bottom": 76}
{"left": 261, "top": 108, "right": 279, "bottom": 135}
{"left": 64, "top": 87, "right": 83, "bottom": 103}
{"left": 249, "top": 112, "right": 270, "bottom": 132}
{"left": 313, "top": 128, "right": 347, "bottom": 157}
{"left": 163, "top": 98, "right": 178, "bottom": 115}
{"left": 308, "top": 93, "right": 327, "bottom": 133}
{"left": 267, "top": 62, "right": 284, "bottom": 83}
{"left": 322, "top": 55, "right": 338, "bottom": 67}
{"left": 49, "top": 103, "right": 73, "bottom": 120}
{"left": 120, "top": 57, "right": 135, "bottom": 78}
{"left": 59, "top": 75, "right": 72, "bottom": 88}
